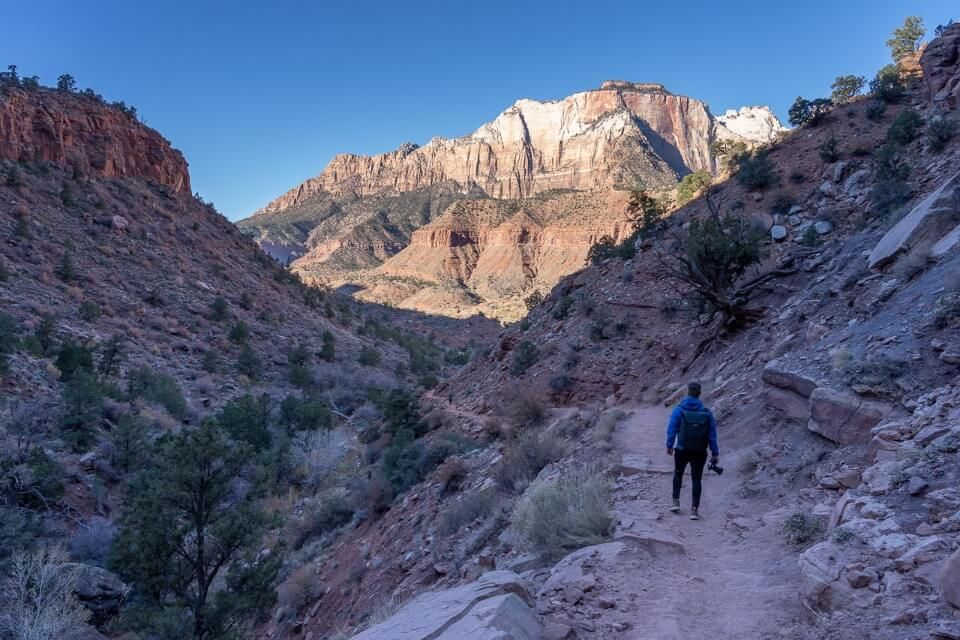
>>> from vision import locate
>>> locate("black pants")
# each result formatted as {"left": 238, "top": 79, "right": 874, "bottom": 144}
{"left": 672, "top": 449, "right": 708, "bottom": 508}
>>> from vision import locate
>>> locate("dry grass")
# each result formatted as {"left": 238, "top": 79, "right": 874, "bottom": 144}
{"left": 493, "top": 430, "right": 567, "bottom": 493}
{"left": 506, "top": 389, "right": 548, "bottom": 428}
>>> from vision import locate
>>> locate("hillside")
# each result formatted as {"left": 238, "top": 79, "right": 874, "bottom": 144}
{"left": 238, "top": 82, "right": 784, "bottom": 320}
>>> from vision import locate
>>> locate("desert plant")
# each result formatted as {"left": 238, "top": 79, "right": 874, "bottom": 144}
{"left": 438, "top": 491, "right": 497, "bottom": 536}
{"left": 237, "top": 344, "right": 263, "bottom": 379}
{"left": 865, "top": 100, "right": 887, "bottom": 121}
{"left": 78, "top": 300, "right": 101, "bottom": 322}
{"left": 56, "top": 73, "right": 77, "bottom": 91}
{"left": 127, "top": 367, "right": 187, "bottom": 419}
{"left": 0, "top": 312, "right": 18, "bottom": 373}
{"left": 506, "top": 390, "right": 548, "bottom": 427}
{"left": 870, "top": 144, "right": 912, "bottom": 218}
{"left": 510, "top": 340, "right": 539, "bottom": 376}
{"left": 493, "top": 430, "right": 566, "bottom": 493}
{"left": 68, "top": 517, "right": 116, "bottom": 566}
{"left": 511, "top": 466, "right": 613, "bottom": 559}
{"left": 886, "top": 16, "right": 925, "bottom": 62}
{"left": 61, "top": 371, "right": 105, "bottom": 451}
{"left": 783, "top": 511, "right": 821, "bottom": 546}
{"left": 54, "top": 339, "right": 94, "bottom": 382}
{"left": 886, "top": 109, "right": 923, "bottom": 146}
{"left": 870, "top": 65, "right": 905, "bottom": 103}
{"left": 358, "top": 346, "right": 381, "bottom": 366}
{"left": 731, "top": 150, "right": 778, "bottom": 189}
{"left": 110, "top": 414, "right": 148, "bottom": 475}
{"left": 216, "top": 393, "right": 271, "bottom": 448}
{"left": 56, "top": 248, "right": 75, "bottom": 282}
{"left": 830, "top": 75, "right": 866, "bottom": 103}
{"left": 290, "top": 430, "right": 348, "bottom": 489}
{"left": 209, "top": 295, "right": 230, "bottom": 321}
{"left": 817, "top": 137, "right": 840, "bottom": 163}
{"left": 523, "top": 290, "right": 544, "bottom": 311}
{"left": 228, "top": 320, "right": 250, "bottom": 345}
{"left": 552, "top": 295, "right": 574, "bottom": 320}
{"left": 927, "top": 117, "right": 958, "bottom": 152}
{"left": 626, "top": 189, "right": 666, "bottom": 236}
{"left": 788, "top": 96, "right": 832, "bottom": 127}
{"left": 676, "top": 171, "right": 712, "bottom": 206}
{"left": 319, "top": 330, "right": 336, "bottom": 362}
{"left": 0, "top": 547, "right": 90, "bottom": 639}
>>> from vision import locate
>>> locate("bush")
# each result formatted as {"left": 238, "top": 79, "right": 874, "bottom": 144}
{"left": 56, "top": 248, "right": 75, "bottom": 282}
{"left": 209, "top": 296, "right": 229, "bottom": 321}
{"left": 279, "top": 394, "right": 332, "bottom": 433}
{"left": 68, "top": 517, "right": 116, "bottom": 566}
{"left": 731, "top": 150, "right": 778, "bottom": 190}
{"left": 510, "top": 340, "right": 539, "bottom": 376}
{"left": 870, "top": 144, "right": 912, "bottom": 219}
{"left": 319, "top": 330, "right": 335, "bottom": 362}
{"left": 817, "top": 137, "right": 840, "bottom": 163}
{"left": 587, "top": 234, "right": 636, "bottom": 265}
{"left": 870, "top": 65, "right": 905, "bottom": 103}
{"left": 927, "top": 117, "right": 958, "bottom": 152}
{"left": 0, "top": 312, "right": 19, "bottom": 373}
{"left": 523, "top": 290, "right": 544, "bottom": 311}
{"left": 493, "top": 430, "right": 566, "bottom": 493}
{"left": 0, "top": 547, "right": 91, "bottom": 637}
{"left": 78, "top": 300, "right": 101, "bottom": 322}
{"left": 830, "top": 75, "right": 866, "bottom": 104}
{"left": 506, "top": 390, "right": 548, "bottom": 427}
{"left": 216, "top": 394, "right": 271, "bottom": 448}
{"left": 237, "top": 345, "right": 263, "bottom": 379}
{"left": 438, "top": 491, "right": 497, "bottom": 536}
{"left": 127, "top": 367, "right": 187, "bottom": 419}
{"left": 358, "top": 346, "right": 381, "bottom": 366}
{"left": 676, "top": 170, "right": 712, "bottom": 206}
{"left": 783, "top": 511, "right": 821, "bottom": 546}
{"left": 865, "top": 100, "right": 887, "bottom": 121}
{"left": 54, "top": 340, "right": 94, "bottom": 382}
{"left": 511, "top": 467, "right": 613, "bottom": 559}
{"left": 228, "top": 321, "right": 250, "bottom": 345}
{"left": 276, "top": 563, "right": 321, "bottom": 614}
{"left": 552, "top": 296, "right": 574, "bottom": 320}
{"left": 291, "top": 490, "right": 354, "bottom": 549}
{"left": 788, "top": 97, "right": 832, "bottom": 127}
{"left": 887, "top": 110, "right": 923, "bottom": 146}
{"left": 18, "top": 448, "right": 66, "bottom": 508}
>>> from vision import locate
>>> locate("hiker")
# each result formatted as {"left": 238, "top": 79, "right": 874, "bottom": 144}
{"left": 665, "top": 381, "right": 719, "bottom": 520}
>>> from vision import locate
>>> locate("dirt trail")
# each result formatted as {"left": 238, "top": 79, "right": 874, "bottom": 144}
{"left": 603, "top": 405, "right": 804, "bottom": 640}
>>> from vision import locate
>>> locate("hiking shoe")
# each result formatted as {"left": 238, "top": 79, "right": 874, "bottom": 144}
{"left": 670, "top": 499, "right": 680, "bottom": 513}
{"left": 690, "top": 508, "right": 700, "bottom": 520}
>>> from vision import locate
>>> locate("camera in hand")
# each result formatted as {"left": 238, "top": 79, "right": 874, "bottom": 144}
{"left": 708, "top": 460, "right": 724, "bottom": 475}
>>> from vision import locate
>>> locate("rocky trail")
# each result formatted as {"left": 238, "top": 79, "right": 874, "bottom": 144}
{"left": 597, "top": 405, "right": 805, "bottom": 640}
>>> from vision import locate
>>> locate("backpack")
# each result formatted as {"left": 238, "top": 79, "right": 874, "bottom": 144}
{"left": 678, "top": 409, "right": 711, "bottom": 451}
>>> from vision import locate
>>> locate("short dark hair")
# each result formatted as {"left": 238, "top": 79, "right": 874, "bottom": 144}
{"left": 687, "top": 381, "right": 701, "bottom": 397}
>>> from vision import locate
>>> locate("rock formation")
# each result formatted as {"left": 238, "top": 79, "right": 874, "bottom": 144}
{"left": 0, "top": 86, "right": 191, "bottom": 193}
{"left": 922, "top": 22, "right": 960, "bottom": 110}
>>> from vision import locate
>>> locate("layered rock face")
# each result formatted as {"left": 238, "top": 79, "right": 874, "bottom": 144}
{"left": 0, "top": 87, "right": 190, "bottom": 192}
{"left": 922, "top": 22, "right": 960, "bottom": 109}
{"left": 254, "top": 81, "right": 783, "bottom": 214}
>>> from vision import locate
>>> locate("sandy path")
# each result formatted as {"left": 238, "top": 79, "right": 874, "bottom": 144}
{"left": 604, "top": 405, "right": 804, "bottom": 640}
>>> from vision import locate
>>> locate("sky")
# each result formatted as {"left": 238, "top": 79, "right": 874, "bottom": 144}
{"left": 1, "top": 1, "right": 956, "bottom": 220}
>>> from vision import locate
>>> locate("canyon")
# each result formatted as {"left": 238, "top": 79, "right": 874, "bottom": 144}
{"left": 239, "top": 81, "right": 784, "bottom": 320}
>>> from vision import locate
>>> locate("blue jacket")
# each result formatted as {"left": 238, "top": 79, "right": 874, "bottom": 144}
{"left": 666, "top": 396, "right": 719, "bottom": 456}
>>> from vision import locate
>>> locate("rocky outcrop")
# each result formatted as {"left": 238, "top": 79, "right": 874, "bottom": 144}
{"left": 69, "top": 564, "right": 128, "bottom": 626}
{"left": 253, "top": 82, "right": 783, "bottom": 214}
{"left": 349, "top": 571, "right": 541, "bottom": 640}
{"left": 0, "top": 87, "right": 190, "bottom": 192}
{"left": 922, "top": 22, "right": 960, "bottom": 110}
{"left": 808, "top": 387, "right": 893, "bottom": 445}
{"left": 868, "top": 171, "right": 960, "bottom": 268}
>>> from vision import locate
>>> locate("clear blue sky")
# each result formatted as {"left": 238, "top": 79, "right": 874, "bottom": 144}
{"left": 2, "top": 1, "right": 955, "bottom": 220}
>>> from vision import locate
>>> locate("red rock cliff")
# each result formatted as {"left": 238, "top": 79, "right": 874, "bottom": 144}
{"left": 0, "top": 87, "right": 191, "bottom": 192}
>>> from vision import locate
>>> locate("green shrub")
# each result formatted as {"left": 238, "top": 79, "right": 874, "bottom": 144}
{"left": 493, "top": 430, "right": 566, "bottom": 493}
{"left": 78, "top": 300, "right": 101, "bottom": 322}
{"left": 731, "top": 150, "right": 779, "bottom": 189}
{"left": 552, "top": 296, "right": 574, "bottom": 320}
{"left": 228, "top": 321, "right": 250, "bottom": 345}
{"left": 57, "top": 248, "right": 75, "bottom": 281}
{"left": 319, "top": 330, "right": 335, "bottom": 362}
{"left": 511, "top": 467, "right": 613, "bottom": 559}
{"left": 886, "top": 16, "right": 925, "bottom": 62}
{"left": 237, "top": 345, "right": 262, "bottom": 379}
{"left": 830, "top": 75, "right": 865, "bottom": 103}
{"left": 26, "top": 314, "right": 56, "bottom": 356}
{"left": 870, "top": 144, "right": 912, "bottom": 218}
{"left": 587, "top": 234, "right": 636, "bottom": 265}
{"left": 676, "top": 170, "right": 712, "bottom": 206}
{"left": 510, "top": 340, "right": 539, "bottom": 376}
{"left": 507, "top": 390, "right": 548, "bottom": 427}
{"left": 358, "top": 346, "right": 381, "bottom": 366}
{"left": 127, "top": 367, "right": 187, "bottom": 419}
{"left": 217, "top": 394, "right": 271, "bottom": 448}
{"left": 770, "top": 192, "right": 796, "bottom": 216}
{"left": 788, "top": 96, "right": 832, "bottom": 127}
{"left": 865, "top": 100, "right": 887, "bottom": 121}
{"left": 279, "top": 394, "right": 332, "bottom": 433}
{"left": 54, "top": 339, "right": 95, "bottom": 381}
{"left": 375, "top": 388, "right": 425, "bottom": 439}
{"left": 110, "top": 414, "right": 148, "bottom": 474}
{"left": 523, "top": 290, "right": 544, "bottom": 311}
{"left": 783, "top": 511, "right": 821, "bottom": 546}
{"left": 887, "top": 110, "right": 923, "bottom": 146}
{"left": 0, "top": 312, "right": 19, "bottom": 373}
{"left": 21, "top": 448, "right": 65, "bottom": 508}
{"left": 817, "top": 137, "right": 840, "bottom": 163}
{"left": 417, "top": 373, "right": 439, "bottom": 389}
{"left": 201, "top": 350, "right": 220, "bottom": 373}
{"left": 443, "top": 349, "right": 470, "bottom": 366}
{"left": 927, "top": 117, "right": 957, "bottom": 152}
{"left": 209, "top": 296, "right": 230, "bottom": 321}
{"left": 870, "top": 65, "right": 905, "bottom": 103}
{"left": 290, "top": 490, "right": 354, "bottom": 548}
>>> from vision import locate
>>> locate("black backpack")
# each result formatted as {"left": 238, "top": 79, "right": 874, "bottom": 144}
{"left": 679, "top": 409, "right": 711, "bottom": 451}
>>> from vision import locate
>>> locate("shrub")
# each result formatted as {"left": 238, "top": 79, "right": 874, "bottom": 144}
{"left": 886, "top": 110, "right": 923, "bottom": 146}
{"left": 127, "top": 367, "right": 187, "bottom": 419}
{"left": 511, "top": 467, "right": 613, "bottom": 559}
{"left": 0, "top": 312, "right": 19, "bottom": 373}
{"left": 830, "top": 75, "right": 866, "bottom": 104}
{"left": 493, "top": 430, "right": 566, "bottom": 493}
{"left": 237, "top": 345, "right": 263, "bottom": 379}
{"left": 290, "top": 430, "right": 348, "bottom": 489}
{"left": 549, "top": 374, "right": 573, "bottom": 392}
{"left": 870, "top": 144, "right": 912, "bottom": 218}
{"left": 216, "top": 394, "right": 271, "bottom": 448}
{"left": 201, "top": 349, "right": 220, "bottom": 373}
{"left": 292, "top": 490, "right": 354, "bottom": 548}
{"left": 362, "top": 475, "right": 393, "bottom": 514}
{"left": 676, "top": 170, "right": 712, "bottom": 206}
{"left": 280, "top": 394, "right": 333, "bottom": 433}
{"left": 228, "top": 321, "right": 250, "bottom": 345}
{"left": 870, "top": 65, "right": 905, "bottom": 103}
{"left": 19, "top": 448, "right": 66, "bottom": 508}
{"left": 109, "top": 414, "right": 148, "bottom": 474}
{"left": 56, "top": 248, "right": 75, "bottom": 282}
{"left": 0, "top": 547, "right": 90, "bottom": 637}
{"left": 276, "top": 563, "right": 321, "bottom": 614}
{"left": 788, "top": 96, "right": 832, "bottom": 127}
{"left": 319, "top": 330, "right": 335, "bottom": 362}
{"left": 506, "top": 390, "right": 548, "bottom": 427}
{"left": 865, "top": 100, "right": 887, "bottom": 121}
{"left": 29, "top": 314, "right": 56, "bottom": 356}
{"left": 927, "top": 117, "right": 958, "bottom": 152}
{"left": 523, "top": 290, "right": 544, "bottom": 311}
{"left": 54, "top": 340, "right": 95, "bottom": 381}
{"left": 552, "top": 296, "right": 574, "bottom": 320}
{"left": 817, "top": 137, "right": 840, "bottom": 163}
{"left": 438, "top": 491, "right": 497, "bottom": 536}
{"left": 783, "top": 511, "right": 821, "bottom": 546}
{"left": 209, "top": 295, "right": 230, "bottom": 321}
{"left": 78, "top": 300, "right": 101, "bottom": 322}
{"left": 510, "top": 340, "right": 539, "bottom": 376}
{"left": 358, "top": 346, "right": 381, "bottom": 366}
{"left": 587, "top": 234, "right": 636, "bottom": 265}
{"left": 68, "top": 517, "right": 116, "bottom": 566}
{"left": 770, "top": 192, "right": 796, "bottom": 216}
{"left": 731, "top": 150, "right": 778, "bottom": 190}
{"left": 831, "top": 527, "right": 856, "bottom": 545}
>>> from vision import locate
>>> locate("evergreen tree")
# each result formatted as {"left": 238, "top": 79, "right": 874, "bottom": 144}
{"left": 887, "top": 16, "right": 925, "bottom": 62}
{"left": 830, "top": 75, "right": 866, "bottom": 103}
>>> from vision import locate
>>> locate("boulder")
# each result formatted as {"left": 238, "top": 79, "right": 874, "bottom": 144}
{"left": 842, "top": 169, "right": 871, "bottom": 195}
{"left": 763, "top": 386, "right": 809, "bottom": 423}
{"left": 349, "top": 571, "right": 540, "bottom": 640}
{"left": 770, "top": 225, "right": 788, "bottom": 241}
{"left": 761, "top": 360, "right": 819, "bottom": 397}
{"left": 941, "top": 547, "right": 960, "bottom": 609}
{"left": 867, "top": 171, "right": 960, "bottom": 269}
{"left": 70, "top": 564, "right": 128, "bottom": 626}
{"left": 807, "top": 388, "right": 893, "bottom": 445}
{"left": 814, "top": 220, "right": 833, "bottom": 235}
{"left": 799, "top": 541, "right": 874, "bottom": 610}
{"left": 921, "top": 22, "right": 960, "bottom": 109}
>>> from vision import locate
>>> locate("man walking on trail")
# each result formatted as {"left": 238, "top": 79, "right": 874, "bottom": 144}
{"left": 666, "top": 381, "right": 719, "bottom": 520}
